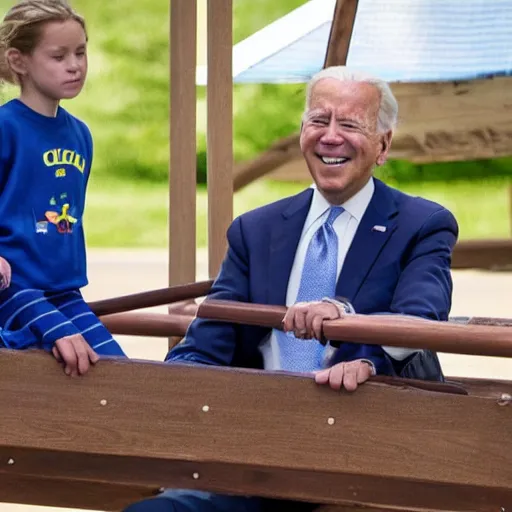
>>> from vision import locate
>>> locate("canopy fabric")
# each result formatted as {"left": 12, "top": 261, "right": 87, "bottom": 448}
{"left": 196, "top": 0, "right": 512, "bottom": 84}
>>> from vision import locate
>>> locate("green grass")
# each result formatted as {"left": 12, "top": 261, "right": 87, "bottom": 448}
{"left": 84, "top": 177, "right": 512, "bottom": 248}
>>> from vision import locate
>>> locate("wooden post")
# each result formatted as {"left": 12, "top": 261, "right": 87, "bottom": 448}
{"left": 323, "top": 0, "right": 359, "bottom": 67}
{"left": 169, "top": 0, "right": 197, "bottom": 349}
{"left": 509, "top": 183, "right": 512, "bottom": 237}
{"left": 207, "top": 0, "right": 233, "bottom": 278}
{"left": 169, "top": 0, "right": 197, "bottom": 285}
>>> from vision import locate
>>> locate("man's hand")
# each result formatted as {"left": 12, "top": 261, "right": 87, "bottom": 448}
{"left": 52, "top": 334, "right": 99, "bottom": 377}
{"left": 0, "top": 257, "right": 12, "bottom": 290}
{"left": 282, "top": 300, "right": 341, "bottom": 341}
{"left": 315, "top": 359, "right": 373, "bottom": 392}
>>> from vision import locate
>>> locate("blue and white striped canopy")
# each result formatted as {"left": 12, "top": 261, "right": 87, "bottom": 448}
{"left": 196, "top": 0, "right": 512, "bottom": 84}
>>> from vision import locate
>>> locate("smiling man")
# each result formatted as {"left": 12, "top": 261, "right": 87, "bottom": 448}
{"left": 123, "top": 66, "right": 459, "bottom": 512}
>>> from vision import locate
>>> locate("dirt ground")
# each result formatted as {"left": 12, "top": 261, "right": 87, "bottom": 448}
{"left": 2, "top": 248, "right": 511, "bottom": 512}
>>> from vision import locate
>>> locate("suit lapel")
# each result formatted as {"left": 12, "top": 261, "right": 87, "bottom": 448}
{"left": 267, "top": 189, "right": 313, "bottom": 306}
{"left": 336, "top": 179, "right": 398, "bottom": 301}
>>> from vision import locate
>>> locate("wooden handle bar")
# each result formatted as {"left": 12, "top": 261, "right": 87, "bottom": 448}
{"left": 197, "top": 300, "right": 512, "bottom": 358}
{"left": 89, "top": 280, "right": 214, "bottom": 317}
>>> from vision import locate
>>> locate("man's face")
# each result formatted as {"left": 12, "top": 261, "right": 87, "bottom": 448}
{"left": 300, "top": 78, "right": 392, "bottom": 204}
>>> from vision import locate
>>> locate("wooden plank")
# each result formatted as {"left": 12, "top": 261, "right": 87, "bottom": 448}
{"left": 448, "top": 376, "right": 512, "bottom": 401}
{"left": 207, "top": 0, "right": 233, "bottom": 278}
{"left": 3, "top": 446, "right": 509, "bottom": 512}
{"left": 0, "top": 351, "right": 510, "bottom": 511}
{"left": 0, "top": 474, "right": 421, "bottom": 512}
{"left": 390, "top": 77, "right": 512, "bottom": 163}
{"left": 169, "top": 0, "right": 197, "bottom": 285}
{"left": 452, "top": 239, "right": 512, "bottom": 270}
{"left": 0, "top": 473, "right": 157, "bottom": 511}
{"left": 0, "top": 475, "right": 425, "bottom": 512}
{"left": 323, "top": 0, "right": 359, "bottom": 67}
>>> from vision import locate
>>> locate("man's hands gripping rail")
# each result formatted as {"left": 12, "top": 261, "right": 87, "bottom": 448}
{"left": 281, "top": 299, "right": 376, "bottom": 392}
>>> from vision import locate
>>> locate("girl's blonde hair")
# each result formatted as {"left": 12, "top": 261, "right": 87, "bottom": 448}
{"left": 0, "top": 0, "right": 86, "bottom": 85}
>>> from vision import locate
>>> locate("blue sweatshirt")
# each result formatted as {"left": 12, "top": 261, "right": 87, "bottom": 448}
{"left": 0, "top": 99, "right": 92, "bottom": 291}
{"left": 0, "top": 99, "right": 93, "bottom": 346}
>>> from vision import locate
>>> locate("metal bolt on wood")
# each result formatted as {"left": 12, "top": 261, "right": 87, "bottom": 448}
{"left": 327, "top": 417, "right": 335, "bottom": 425}
{"left": 202, "top": 405, "right": 210, "bottom": 412}
{"left": 7, "top": 458, "right": 14, "bottom": 465}
{"left": 192, "top": 472, "right": 200, "bottom": 480}
{"left": 498, "top": 394, "right": 511, "bottom": 406}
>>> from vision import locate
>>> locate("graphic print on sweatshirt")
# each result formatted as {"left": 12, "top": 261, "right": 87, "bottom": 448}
{"left": 34, "top": 147, "right": 87, "bottom": 236}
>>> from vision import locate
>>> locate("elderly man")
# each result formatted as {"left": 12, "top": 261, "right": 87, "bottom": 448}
{"left": 124, "top": 66, "right": 458, "bottom": 512}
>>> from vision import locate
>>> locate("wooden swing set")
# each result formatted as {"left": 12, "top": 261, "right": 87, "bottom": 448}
{"left": 1, "top": 1, "right": 511, "bottom": 511}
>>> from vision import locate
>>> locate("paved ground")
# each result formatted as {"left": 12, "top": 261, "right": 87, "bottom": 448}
{"left": 2, "top": 249, "right": 511, "bottom": 511}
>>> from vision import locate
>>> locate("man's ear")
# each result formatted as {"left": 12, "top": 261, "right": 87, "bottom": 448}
{"left": 5, "top": 48, "right": 27, "bottom": 77}
{"left": 376, "top": 130, "right": 393, "bottom": 166}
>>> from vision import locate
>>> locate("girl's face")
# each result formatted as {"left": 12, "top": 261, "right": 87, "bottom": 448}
{"left": 16, "top": 19, "right": 87, "bottom": 110}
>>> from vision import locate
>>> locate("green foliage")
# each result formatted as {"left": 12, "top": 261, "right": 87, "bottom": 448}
{"left": 377, "top": 157, "right": 512, "bottom": 184}
{"left": 83, "top": 177, "right": 512, "bottom": 248}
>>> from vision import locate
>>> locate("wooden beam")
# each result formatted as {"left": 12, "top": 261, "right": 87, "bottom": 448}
{"left": 0, "top": 473, "right": 418, "bottom": 512}
{"left": 0, "top": 473, "right": 157, "bottom": 511}
{"left": 233, "top": 133, "right": 302, "bottom": 192}
{"left": 452, "top": 239, "right": 512, "bottom": 270}
{"left": 169, "top": 0, "right": 197, "bottom": 286}
{"left": 390, "top": 77, "right": 512, "bottom": 163}
{"left": 323, "top": 0, "right": 359, "bottom": 67}
{"left": 0, "top": 351, "right": 510, "bottom": 511}
{"left": 207, "top": 0, "right": 233, "bottom": 278}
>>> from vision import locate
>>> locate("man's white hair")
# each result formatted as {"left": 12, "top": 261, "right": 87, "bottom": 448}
{"left": 304, "top": 66, "right": 398, "bottom": 133}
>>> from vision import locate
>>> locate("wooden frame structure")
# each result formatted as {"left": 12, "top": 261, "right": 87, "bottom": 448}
{"left": 1, "top": 1, "right": 512, "bottom": 512}
{"left": 2, "top": 297, "right": 512, "bottom": 511}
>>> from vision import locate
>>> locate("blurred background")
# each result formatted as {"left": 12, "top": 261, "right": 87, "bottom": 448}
{"left": 1, "top": 0, "right": 511, "bottom": 250}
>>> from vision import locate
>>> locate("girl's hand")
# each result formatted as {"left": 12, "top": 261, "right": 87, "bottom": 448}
{"left": 52, "top": 334, "right": 99, "bottom": 377}
{"left": 0, "top": 257, "right": 12, "bottom": 290}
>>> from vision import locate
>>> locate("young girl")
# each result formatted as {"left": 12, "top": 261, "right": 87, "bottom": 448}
{"left": 0, "top": 0, "right": 126, "bottom": 376}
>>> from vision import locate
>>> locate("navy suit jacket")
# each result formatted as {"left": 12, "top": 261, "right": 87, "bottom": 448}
{"left": 167, "top": 179, "right": 459, "bottom": 374}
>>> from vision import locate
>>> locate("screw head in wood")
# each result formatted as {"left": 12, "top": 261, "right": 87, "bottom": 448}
{"left": 498, "top": 394, "right": 511, "bottom": 406}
